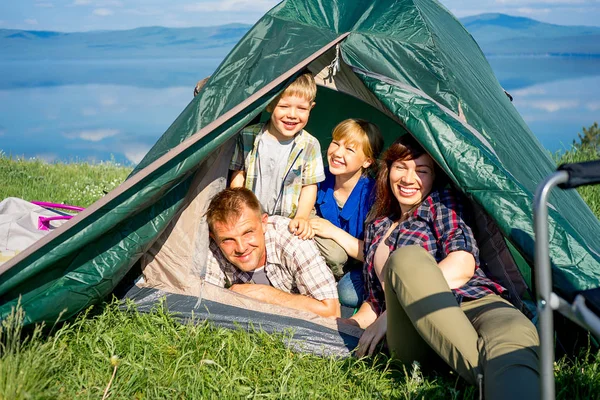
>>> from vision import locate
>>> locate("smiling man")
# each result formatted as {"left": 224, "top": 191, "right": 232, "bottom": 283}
{"left": 204, "top": 187, "right": 340, "bottom": 318}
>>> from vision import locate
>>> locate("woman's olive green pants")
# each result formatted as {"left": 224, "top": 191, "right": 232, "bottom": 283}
{"left": 384, "top": 245, "right": 540, "bottom": 400}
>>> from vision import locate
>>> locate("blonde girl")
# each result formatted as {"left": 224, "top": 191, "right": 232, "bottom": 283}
{"left": 309, "top": 118, "right": 383, "bottom": 308}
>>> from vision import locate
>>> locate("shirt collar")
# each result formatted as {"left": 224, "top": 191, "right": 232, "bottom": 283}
{"left": 411, "top": 188, "right": 442, "bottom": 222}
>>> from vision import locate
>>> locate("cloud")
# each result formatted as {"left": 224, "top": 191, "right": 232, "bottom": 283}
{"left": 99, "top": 96, "right": 117, "bottom": 106}
{"left": 495, "top": 0, "right": 590, "bottom": 4}
{"left": 63, "top": 128, "right": 120, "bottom": 142}
{"left": 81, "top": 107, "right": 98, "bottom": 116}
{"left": 512, "top": 87, "right": 547, "bottom": 97}
{"left": 97, "top": 0, "right": 123, "bottom": 6}
{"left": 529, "top": 100, "right": 579, "bottom": 112}
{"left": 183, "top": 0, "right": 277, "bottom": 12}
{"left": 93, "top": 8, "right": 114, "bottom": 16}
{"left": 36, "top": 153, "right": 58, "bottom": 163}
{"left": 516, "top": 7, "right": 551, "bottom": 14}
{"left": 122, "top": 143, "right": 151, "bottom": 164}
{"left": 586, "top": 102, "right": 600, "bottom": 111}
{"left": 24, "top": 19, "right": 39, "bottom": 25}
{"left": 124, "top": 7, "right": 165, "bottom": 17}
{"left": 449, "top": 8, "right": 489, "bottom": 17}
{"left": 73, "top": 0, "right": 92, "bottom": 5}
{"left": 35, "top": 2, "right": 55, "bottom": 7}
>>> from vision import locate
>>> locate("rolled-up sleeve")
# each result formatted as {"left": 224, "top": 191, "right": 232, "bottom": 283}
{"left": 301, "top": 136, "right": 325, "bottom": 185}
{"left": 434, "top": 190, "right": 479, "bottom": 264}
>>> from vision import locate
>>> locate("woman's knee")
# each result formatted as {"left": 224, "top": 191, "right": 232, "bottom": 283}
{"left": 386, "top": 245, "right": 438, "bottom": 280}
{"left": 481, "top": 305, "right": 540, "bottom": 351}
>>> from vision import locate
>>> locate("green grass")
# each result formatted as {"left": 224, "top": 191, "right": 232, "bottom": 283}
{"left": 0, "top": 300, "right": 475, "bottom": 400}
{"left": 555, "top": 144, "right": 600, "bottom": 218}
{"left": 0, "top": 153, "right": 132, "bottom": 208}
{"left": 3, "top": 301, "right": 600, "bottom": 400}
{"left": 1, "top": 141, "right": 600, "bottom": 399}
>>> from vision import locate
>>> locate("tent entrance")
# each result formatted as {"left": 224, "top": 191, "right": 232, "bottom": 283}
{"left": 136, "top": 46, "right": 411, "bottom": 297}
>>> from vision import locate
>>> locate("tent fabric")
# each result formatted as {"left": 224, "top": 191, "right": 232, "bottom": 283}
{"left": 124, "top": 284, "right": 362, "bottom": 357}
{"left": 0, "top": 198, "right": 71, "bottom": 267}
{"left": 1, "top": 0, "right": 599, "bottom": 354}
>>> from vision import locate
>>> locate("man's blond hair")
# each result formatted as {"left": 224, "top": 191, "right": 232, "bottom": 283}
{"left": 205, "top": 188, "right": 263, "bottom": 233}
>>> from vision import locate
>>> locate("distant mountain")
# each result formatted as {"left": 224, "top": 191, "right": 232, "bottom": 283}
{"left": 1, "top": 14, "right": 599, "bottom": 61}
{"left": 0, "top": 24, "right": 252, "bottom": 61}
{"left": 461, "top": 13, "right": 600, "bottom": 56}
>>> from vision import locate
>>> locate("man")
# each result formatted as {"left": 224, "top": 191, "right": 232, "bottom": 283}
{"left": 205, "top": 187, "right": 340, "bottom": 318}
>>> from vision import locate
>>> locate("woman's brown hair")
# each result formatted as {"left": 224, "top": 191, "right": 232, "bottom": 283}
{"left": 368, "top": 134, "right": 445, "bottom": 222}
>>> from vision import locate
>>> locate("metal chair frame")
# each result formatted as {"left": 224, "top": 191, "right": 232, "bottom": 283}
{"left": 534, "top": 161, "right": 600, "bottom": 400}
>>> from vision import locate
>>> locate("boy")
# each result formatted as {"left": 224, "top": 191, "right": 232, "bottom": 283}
{"left": 229, "top": 72, "right": 324, "bottom": 239}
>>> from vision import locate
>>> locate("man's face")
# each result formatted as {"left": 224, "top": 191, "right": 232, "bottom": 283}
{"left": 210, "top": 205, "right": 268, "bottom": 273}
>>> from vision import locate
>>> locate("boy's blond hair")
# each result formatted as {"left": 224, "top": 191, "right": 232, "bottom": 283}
{"left": 268, "top": 72, "right": 317, "bottom": 110}
{"left": 332, "top": 119, "right": 384, "bottom": 163}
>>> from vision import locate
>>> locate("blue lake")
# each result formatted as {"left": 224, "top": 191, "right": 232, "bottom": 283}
{"left": 0, "top": 56, "right": 598, "bottom": 165}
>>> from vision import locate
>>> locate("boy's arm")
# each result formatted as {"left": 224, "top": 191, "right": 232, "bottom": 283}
{"left": 296, "top": 184, "right": 317, "bottom": 219}
{"left": 229, "top": 170, "right": 246, "bottom": 188}
{"left": 229, "top": 125, "right": 253, "bottom": 188}
{"left": 288, "top": 184, "right": 317, "bottom": 239}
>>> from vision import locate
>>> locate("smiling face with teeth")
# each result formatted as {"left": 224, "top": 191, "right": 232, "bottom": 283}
{"left": 266, "top": 94, "right": 315, "bottom": 141}
{"left": 210, "top": 204, "right": 269, "bottom": 273}
{"left": 389, "top": 153, "right": 436, "bottom": 215}
{"left": 327, "top": 139, "right": 372, "bottom": 179}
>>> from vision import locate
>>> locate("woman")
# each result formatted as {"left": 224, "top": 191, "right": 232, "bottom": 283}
{"left": 343, "top": 135, "right": 540, "bottom": 400}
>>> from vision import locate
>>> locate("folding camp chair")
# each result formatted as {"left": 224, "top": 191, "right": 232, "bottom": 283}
{"left": 534, "top": 159, "right": 600, "bottom": 400}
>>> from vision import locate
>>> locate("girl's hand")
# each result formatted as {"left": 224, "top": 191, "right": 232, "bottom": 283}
{"left": 355, "top": 312, "right": 387, "bottom": 358}
{"left": 309, "top": 217, "right": 336, "bottom": 239}
{"left": 288, "top": 217, "right": 314, "bottom": 240}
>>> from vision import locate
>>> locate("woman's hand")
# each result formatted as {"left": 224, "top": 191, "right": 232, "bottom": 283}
{"left": 309, "top": 217, "right": 336, "bottom": 239}
{"left": 355, "top": 311, "right": 387, "bottom": 358}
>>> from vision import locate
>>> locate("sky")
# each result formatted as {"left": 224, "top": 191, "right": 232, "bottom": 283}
{"left": 1, "top": 0, "right": 600, "bottom": 32}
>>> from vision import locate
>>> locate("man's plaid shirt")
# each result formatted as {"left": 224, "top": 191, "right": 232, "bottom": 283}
{"left": 205, "top": 215, "right": 338, "bottom": 301}
{"left": 364, "top": 188, "right": 506, "bottom": 315}
{"left": 229, "top": 122, "right": 325, "bottom": 218}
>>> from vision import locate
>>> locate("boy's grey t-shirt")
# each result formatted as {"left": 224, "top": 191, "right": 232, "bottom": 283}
{"left": 254, "top": 133, "right": 295, "bottom": 215}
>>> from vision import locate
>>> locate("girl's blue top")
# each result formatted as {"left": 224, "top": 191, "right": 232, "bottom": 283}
{"left": 315, "top": 168, "right": 375, "bottom": 240}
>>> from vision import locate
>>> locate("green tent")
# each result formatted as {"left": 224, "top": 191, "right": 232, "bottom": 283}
{"left": 1, "top": 0, "right": 599, "bottom": 356}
